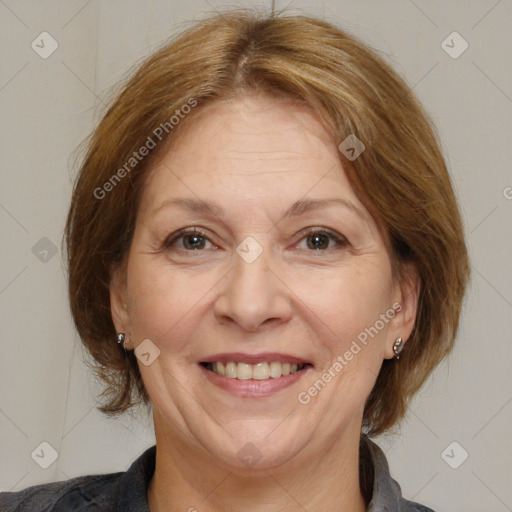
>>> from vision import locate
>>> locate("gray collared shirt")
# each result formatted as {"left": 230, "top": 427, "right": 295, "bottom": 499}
{"left": 0, "top": 435, "right": 435, "bottom": 511}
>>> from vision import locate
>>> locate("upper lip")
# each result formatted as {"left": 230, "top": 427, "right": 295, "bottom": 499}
{"left": 200, "top": 352, "right": 311, "bottom": 366}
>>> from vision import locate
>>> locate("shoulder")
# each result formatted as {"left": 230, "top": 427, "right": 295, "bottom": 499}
{"left": 400, "top": 496, "right": 437, "bottom": 512}
{"left": 0, "top": 444, "right": 156, "bottom": 512}
{"left": 0, "top": 472, "right": 123, "bottom": 511}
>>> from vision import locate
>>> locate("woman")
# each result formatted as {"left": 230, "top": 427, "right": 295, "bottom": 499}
{"left": 0, "top": 8, "right": 470, "bottom": 511}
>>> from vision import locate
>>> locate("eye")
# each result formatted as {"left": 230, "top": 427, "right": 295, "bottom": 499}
{"left": 163, "top": 228, "right": 215, "bottom": 251}
{"left": 162, "top": 226, "right": 348, "bottom": 253}
{"left": 296, "top": 228, "right": 348, "bottom": 251}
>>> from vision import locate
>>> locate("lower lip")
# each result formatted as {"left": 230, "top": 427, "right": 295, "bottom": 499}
{"left": 199, "top": 364, "right": 311, "bottom": 398}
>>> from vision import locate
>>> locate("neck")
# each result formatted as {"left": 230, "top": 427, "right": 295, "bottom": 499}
{"left": 147, "top": 411, "right": 367, "bottom": 512}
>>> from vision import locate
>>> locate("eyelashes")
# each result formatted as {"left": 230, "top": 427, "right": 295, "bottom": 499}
{"left": 297, "top": 227, "right": 348, "bottom": 251}
{"left": 163, "top": 226, "right": 349, "bottom": 253}
{"left": 164, "top": 228, "right": 213, "bottom": 251}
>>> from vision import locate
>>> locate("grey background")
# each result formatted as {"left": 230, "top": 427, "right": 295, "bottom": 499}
{"left": 1, "top": 0, "right": 511, "bottom": 510}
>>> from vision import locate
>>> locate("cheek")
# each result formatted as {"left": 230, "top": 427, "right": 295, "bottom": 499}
{"left": 125, "top": 256, "right": 211, "bottom": 353}
{"left": 297, "top": 260, "right": 394, "bottom": 349}
{"left": 125, "top": 246, "right": 394, "bottom": 366}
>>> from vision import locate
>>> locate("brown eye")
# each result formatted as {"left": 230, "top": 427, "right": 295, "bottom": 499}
{"left": 297, "top": 228, "right": 348, "bottom": 251}
{"left": 182, "top": 233, "right": 206, "bottom": 250}
{"left": 307, "top": 233, "right": 330, "bottom": 250}
{"left": 164, "top": 228, "right": 213, "bottom": 251}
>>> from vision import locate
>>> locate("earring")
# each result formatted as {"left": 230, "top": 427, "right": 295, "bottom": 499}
{"left": 393, "top": 337, "right": 404, "bottom": 359}
{"left": 117, "top": 333, "right": 127, "bottom": 345}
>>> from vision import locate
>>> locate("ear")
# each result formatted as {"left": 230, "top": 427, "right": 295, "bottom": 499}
{"left": 109, "top": 261, "right": 132, "bottom": 347}
{"left": 384, "top": 261, "right": 421, "bottom": 359}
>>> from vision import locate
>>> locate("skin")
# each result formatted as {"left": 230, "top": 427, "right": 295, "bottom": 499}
{"left": 110, "top": 93, "right": 420, "bottom": 512}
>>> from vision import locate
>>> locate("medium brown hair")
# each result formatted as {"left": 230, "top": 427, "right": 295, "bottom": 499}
{"left": 65, "top": 8, "right": 470, "bottom": 435}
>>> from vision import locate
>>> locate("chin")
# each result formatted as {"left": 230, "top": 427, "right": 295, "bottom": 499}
{"left": 199, "top": 416, "right": 313, "bottom": 472}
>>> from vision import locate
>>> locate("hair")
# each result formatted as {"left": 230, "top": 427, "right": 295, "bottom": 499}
{"left": 64, "top": 8, "right": 470, "bottom": 435}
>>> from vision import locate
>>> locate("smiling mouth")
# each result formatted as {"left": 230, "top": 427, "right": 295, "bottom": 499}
{"left": 200, "top": 361, "right": 311, "bottom": 380}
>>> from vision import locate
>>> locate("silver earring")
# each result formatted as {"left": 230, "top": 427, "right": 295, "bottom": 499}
{"left": 393, "top": 337, "right": 404, "bottom": 359}
{"left": 117, "top": 333, "right": 126, "bottom": 345}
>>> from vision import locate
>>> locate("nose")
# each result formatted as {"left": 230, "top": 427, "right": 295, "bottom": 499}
{"left": 213, "top": 240, "right": 292, "bottom": 332}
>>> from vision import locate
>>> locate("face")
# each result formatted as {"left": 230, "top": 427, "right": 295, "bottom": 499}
{"left": 111, "top": 93, "right": 418, "bottom": 471}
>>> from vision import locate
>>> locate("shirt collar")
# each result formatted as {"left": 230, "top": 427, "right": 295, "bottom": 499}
{"left": 361, "top": 434, "right": 406, "bottom": 511}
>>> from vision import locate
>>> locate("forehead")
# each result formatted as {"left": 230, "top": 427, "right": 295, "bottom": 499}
{"left": 140, "top": 93, "right": 359, "bottom": 212}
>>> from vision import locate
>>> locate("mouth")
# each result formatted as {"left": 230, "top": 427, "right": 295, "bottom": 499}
{"left": 200, "top": 361, "right": 311, "bottom": 380}
{"left": 198, "top": 353, "right": 313, "bottom": 398}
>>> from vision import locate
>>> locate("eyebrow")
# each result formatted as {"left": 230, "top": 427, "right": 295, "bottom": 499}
{"left": 151, "top": 197, "right": 367, "bottom": 221}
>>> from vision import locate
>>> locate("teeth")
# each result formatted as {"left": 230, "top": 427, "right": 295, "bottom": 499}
{"left": 205, "top": 361, "right": 306, "bottom": 380}
{"left": 225, "top": 362, "right": 237, "bottom": 378}
{"left": 237, "top": 362, "right": 252, "bottom": 380}
{"left": 253, "top": 362, "right": 270, "bottom": 380}
{"left": 213, "top": 362, "right": 225, "bottom": 376}
{"left": 269, "top": 361, "right": 282, "bottom": 378}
